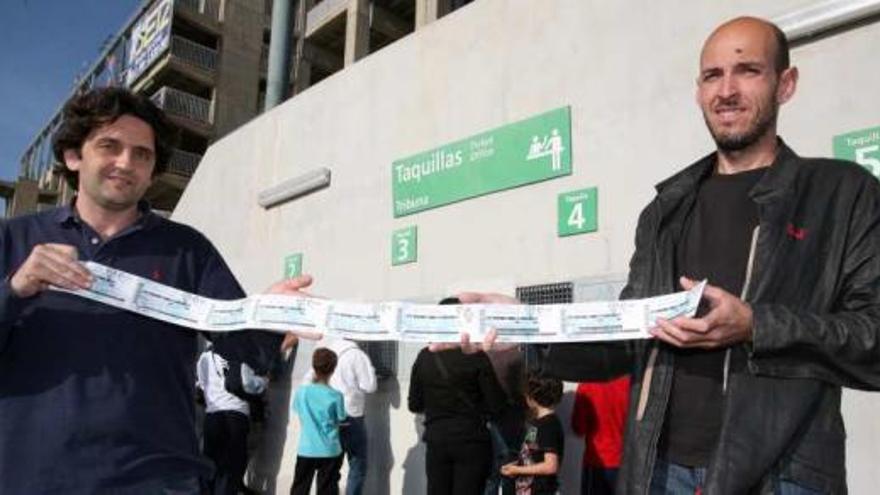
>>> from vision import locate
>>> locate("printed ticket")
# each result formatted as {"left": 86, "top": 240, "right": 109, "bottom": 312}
{"left": 55, "top": 262, "right": 705, "bottom": 343}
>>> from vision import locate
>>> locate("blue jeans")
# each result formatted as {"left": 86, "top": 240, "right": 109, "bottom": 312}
{"left": 650, "top": 459, "right": 825, "bottom": 495}
{"left": 340, "top": 416, "right": 368, "bottom": 495}
{"left": 484, "top": 426, "right": 513, "bottom": 495}
{"left": 581, "top": 467, "right": 617, "bottom": 495}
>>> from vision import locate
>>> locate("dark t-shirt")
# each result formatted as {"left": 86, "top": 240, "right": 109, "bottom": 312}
{"left": 516, "top": 413, "right": 564, "bottom": 495}
{"left": 660, "top": 167, "right": 765, "bottom": 467}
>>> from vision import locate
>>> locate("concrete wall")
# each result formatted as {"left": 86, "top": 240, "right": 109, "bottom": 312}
{"left": 173, "top": 0, "right": 880, "bottom": 492}
{"left": 213, "top": 0, "right": 265, "bottom": 138}
{"left": 9, "top": 178, "right": 39, "bottom": 217}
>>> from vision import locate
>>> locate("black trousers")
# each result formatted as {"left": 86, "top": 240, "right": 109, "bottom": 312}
{"left": 290, "top": 455, "right": 344, "bottom": 495}
{"left": 426, "top": 440, "right": 492, "bottom": 495}
{"left": 204, "top": 410, "right": 250, "bottom": 495}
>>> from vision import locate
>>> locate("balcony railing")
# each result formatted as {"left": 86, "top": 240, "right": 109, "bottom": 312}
{"left": 167, "top": 149, "right": 202, "bottom": 177}
{"left": 150, "top": 86, "right": 213, "bottom": 125}
{"left": 171, "top": 36, "right": 217, "bottom": 72}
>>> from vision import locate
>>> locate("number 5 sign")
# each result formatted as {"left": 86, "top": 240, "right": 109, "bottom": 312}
{"left": 833, "top": 125, "right": 880, "bottom": 178}
{"left": 392, "top": 226, "right": 418, "bottom": 266}
{"left": 558, "top": 187, "right": 598, "bottom": 237}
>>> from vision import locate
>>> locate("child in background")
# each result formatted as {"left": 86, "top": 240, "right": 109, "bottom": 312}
{"left": 291, "top": 348, "right": 346, "bottom": 495}
{"left": 501, "top": 375, "right": 565, "bottom": 495}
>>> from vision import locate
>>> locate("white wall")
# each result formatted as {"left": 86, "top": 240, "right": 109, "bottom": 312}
{"left": 174, "top": 0, "right": 880, "bottom": 492}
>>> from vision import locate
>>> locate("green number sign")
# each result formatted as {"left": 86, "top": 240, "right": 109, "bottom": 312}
{"left": 392, "top": 107, "right": 572, "bottom": 217}
{"left": 558, "top": 187, "right": 598, "bottom": 237}
{"left": 833, "top": 125, "right": 880, "bottom": 178}
{"left": 392, "top": 226, "right": 418, "bottom": 266}
{"left": 283, "top": 253, "right": 303, "bottom": 278}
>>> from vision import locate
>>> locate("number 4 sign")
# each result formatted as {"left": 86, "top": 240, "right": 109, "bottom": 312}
{"left": 833, "top": 125, "right": 880, "bottom": 178}
{"left": 392, "top": 226, "right": 418, "bottom": 266}
{"left": 558, "top": 187, "right": 598, "bottom": 237}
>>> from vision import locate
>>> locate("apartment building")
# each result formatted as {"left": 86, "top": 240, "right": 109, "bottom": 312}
{"left": 3, "top": 0, "right": 472, "bottom": 216}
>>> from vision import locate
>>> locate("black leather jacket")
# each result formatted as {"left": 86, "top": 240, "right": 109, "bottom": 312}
{"left": 541, "top": 142, "right": 880, "bottom": 494}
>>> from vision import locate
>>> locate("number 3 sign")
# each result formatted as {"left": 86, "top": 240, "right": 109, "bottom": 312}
{"left": 392, "top": 226, "right": 418, "bottom": 266}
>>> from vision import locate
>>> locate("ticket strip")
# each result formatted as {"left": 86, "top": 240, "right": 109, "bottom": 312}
{"left": 56, "top": 262, "right": 705, "bottom": 343}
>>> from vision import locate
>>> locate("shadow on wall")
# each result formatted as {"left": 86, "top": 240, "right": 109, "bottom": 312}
{"left": 559, "top": 389, "right": 585, "bottom": 495}
{"left": 246, "top": 348, "right": 297, "bottom": 495}
{"left": 364, "top": 376, "right": 402, "bottom": 494}
{"left": 402, "top": 415, "right": 427, "bottom": 495}
{"left": 235, "top": 350, "right": 584, "bottom": 494}
{"left": 246, "top": 351, "right": 409, "bottom": 494}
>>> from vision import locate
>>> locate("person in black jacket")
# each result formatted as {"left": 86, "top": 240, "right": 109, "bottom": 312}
{"left": 463, "top": 16, "right": 880, "bottom": 494}
{"left": 408, "top": 303, "right": 507, "bottom": 495}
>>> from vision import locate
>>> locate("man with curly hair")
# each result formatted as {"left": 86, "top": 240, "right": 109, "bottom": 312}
{"left": 0, "top": 87, "right": 309, "bottom": 494}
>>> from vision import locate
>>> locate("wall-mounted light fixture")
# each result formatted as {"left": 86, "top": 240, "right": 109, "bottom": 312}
{"left": 773, "top": 0, "right": 880, "bottom": 43}
{"left": 257, "top": 167, "right": 331, "bottom": 209}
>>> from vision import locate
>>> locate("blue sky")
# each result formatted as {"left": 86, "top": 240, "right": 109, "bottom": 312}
{"left": 0, "top": 0, "right": 141, "bottom": 208}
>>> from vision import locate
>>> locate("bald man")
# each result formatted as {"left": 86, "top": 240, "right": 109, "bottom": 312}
{"left": 496, "top": 17, "right": 880, "bottom": 494}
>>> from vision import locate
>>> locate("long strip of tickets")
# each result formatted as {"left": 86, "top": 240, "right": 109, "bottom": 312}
{"left": 56, "top": 262, "right": 706, "bottom": 343}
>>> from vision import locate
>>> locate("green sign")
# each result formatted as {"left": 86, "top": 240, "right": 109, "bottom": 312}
{"left": 391, "top": 226, "right": 418, "bottom": 266}
{"left": 283, "top": 253, "right": 303, "bottom": 278}
{"left": 558, "top": 187, "right": 598, "bottom": 237}
{"left": 833, "top": 125, "right": 880, "bottom": 178}
{"left": 392, "top": 107, "right": 572, "bottom": 217}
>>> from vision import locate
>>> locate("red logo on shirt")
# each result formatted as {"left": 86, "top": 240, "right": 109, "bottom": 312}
{"left": 151, "top": 267, "right": 163, "bottom": 281}
{"left": 786, "top": 223, "right": 807, "bottom": 240}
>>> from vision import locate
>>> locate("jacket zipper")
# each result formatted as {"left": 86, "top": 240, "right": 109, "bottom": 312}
{"left": 723, "top": 225, "right": 760, "bottom": 393}
{"left": 637, "top": 206, "right": 668, "bottom": 421}
{"left": 637, "top": 204, "right": 672, "bottom": 420}
{"left": 636, "top": 344, "right": 659, "bottom": 420}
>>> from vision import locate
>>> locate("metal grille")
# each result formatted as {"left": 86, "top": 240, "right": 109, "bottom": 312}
{"left": 358, "top": 341, "right": 397, "bottom": 379}
{"left": 150, "top": 87, "right": 213, "bottom": 124}
{"left": 516, "top": 281, "right": 574, "bottom": 305}
{"left": 171, "top": 36, "right": 218, "bottom": 72}
{"left": 167, "top": 149, "right": 202, "bottom": 176}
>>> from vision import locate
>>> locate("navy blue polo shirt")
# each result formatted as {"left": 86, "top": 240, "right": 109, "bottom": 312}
{"left": 0, "top": 203, "right": 280, "bottom": 493}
